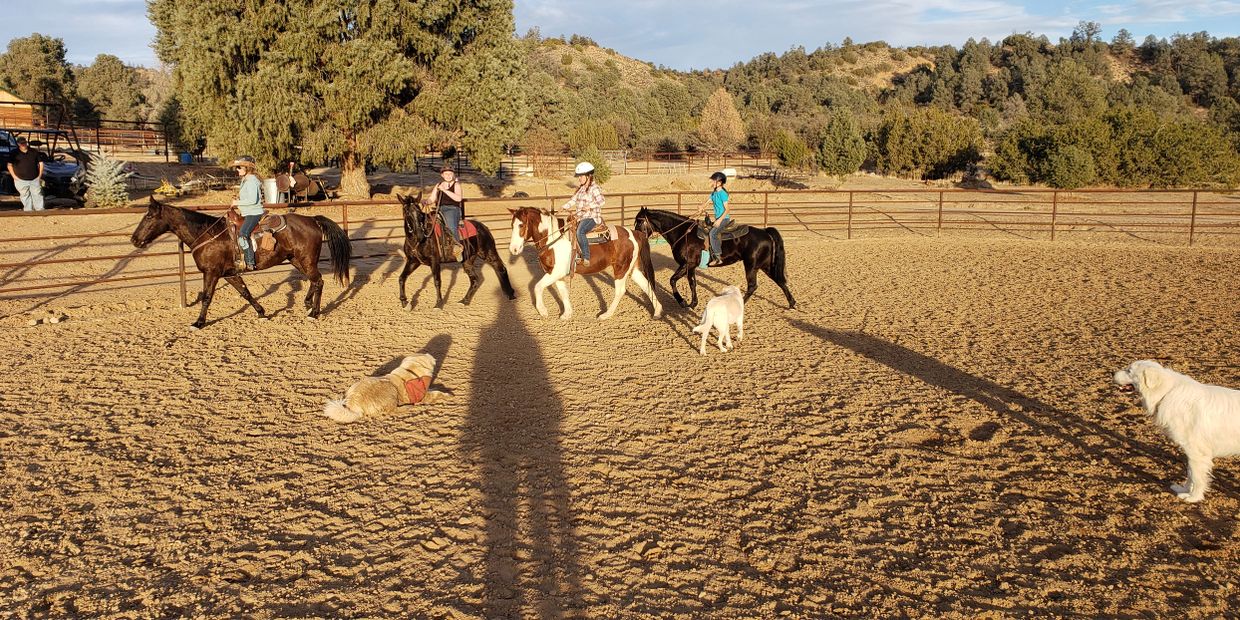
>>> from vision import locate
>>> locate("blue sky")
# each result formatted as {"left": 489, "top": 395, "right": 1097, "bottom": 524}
{"left": 2, "top": 0, "right": 1238, "bottom": 70}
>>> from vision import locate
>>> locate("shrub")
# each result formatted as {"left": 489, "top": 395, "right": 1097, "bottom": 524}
{"left": 813, "top": 111, "right": 866, "bottom": 176}
{"left": 771, "top": 130, "right": 814, "bottom": 171}
{"left": 574, "top": 145, "right": 612, "bottom": 184}
{"left": 1042, "top": 145, "right": 1096, "bottom": 188}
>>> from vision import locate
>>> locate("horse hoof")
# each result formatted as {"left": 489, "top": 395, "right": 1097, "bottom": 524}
{"left": 306, "top": 315, "right": 318, "bottom": 321}
{"left": 189, "top": 324, "right": 202, "bottom": 331}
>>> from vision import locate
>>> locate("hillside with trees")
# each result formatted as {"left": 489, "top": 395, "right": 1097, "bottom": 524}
{"left": 2, "top": 20, "right": 1239, "bottom": 189}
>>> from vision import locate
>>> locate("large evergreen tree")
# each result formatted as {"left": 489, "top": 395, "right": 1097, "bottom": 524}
{"left": 0, "top": 34, "right": 76, "bottom": 121}
{"left": 149, "top": 0, "right": 528, "bottom": 198}
{"left": 75, "top": 54, "right": 144, "bottom": 122}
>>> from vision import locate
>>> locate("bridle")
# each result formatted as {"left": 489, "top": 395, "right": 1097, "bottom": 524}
{"left": 638, "top": 211, "right": 698, "bottom": 248}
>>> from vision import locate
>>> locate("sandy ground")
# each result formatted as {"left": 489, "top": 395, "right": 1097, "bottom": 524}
{"left": 0, "top": 207, "right": 1238, "bottom": 618}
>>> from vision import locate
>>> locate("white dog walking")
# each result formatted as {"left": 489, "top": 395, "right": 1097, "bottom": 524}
{"left": 1113, "top": 360, "right": 1240, "bottom": 502}
{"left": 692, "top": 285, "right": 744, "bottom": 355}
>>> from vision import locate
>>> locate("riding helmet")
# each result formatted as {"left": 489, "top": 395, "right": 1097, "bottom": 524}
{"left": 574, "top": 161, "right": 595, "bottom": 176}
{"left": 710, "top": 171, "right": 727, "bottom": 184}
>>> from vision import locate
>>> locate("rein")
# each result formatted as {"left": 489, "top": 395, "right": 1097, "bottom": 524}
{"left": 640, "top": 214, "right": 698, "bottom": 248}
{"left": 186, "top": 212, "right": 229, "bottom": 253}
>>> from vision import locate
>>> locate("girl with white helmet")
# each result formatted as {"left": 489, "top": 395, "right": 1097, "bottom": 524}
{"left": 561, "top": 161, "right": 605, "bottom": 267}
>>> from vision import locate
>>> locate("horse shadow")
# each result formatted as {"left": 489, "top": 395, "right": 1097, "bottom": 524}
{"left": 785, "top": 319, "right": 1206, "bottom": 491}
{"left": 460, "top": 292, "right": 584, "bottom": 617}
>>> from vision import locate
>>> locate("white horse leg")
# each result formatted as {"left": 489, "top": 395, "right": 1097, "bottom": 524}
{"left": 737, "top": 307, "right": 744, "bottom": 343}
{"left": 599, "top": 271, "right": 629, "bottom": 320}
{"left": 533, "top": 273, "right": 557, "bottom": 317}
{"left": 630, "top": 264, "right": 663, "bottom": 319}
{"left": 554, "top": 279, "right": 573, "bottom": 320}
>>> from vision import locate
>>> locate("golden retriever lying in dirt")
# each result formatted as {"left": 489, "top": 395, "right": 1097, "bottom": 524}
{"left": 323, "top": 353, "right": 445, "bottom": 422}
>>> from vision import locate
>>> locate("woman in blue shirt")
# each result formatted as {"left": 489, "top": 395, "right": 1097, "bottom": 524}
{"left": 231, "top": 156, "right": 264, "bottom": 270}
{"left": 702, "top": 171, "right": 730, "bottom": 266}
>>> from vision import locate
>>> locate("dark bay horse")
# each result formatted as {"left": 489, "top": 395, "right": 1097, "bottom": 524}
{"left": 508, "top": 206, "right": 662, "bottom": 320}
{"left": 396, "top": 193, "right": 515, "bottom": 309}
{"left": 633, "top": 207, "right": 795, "bottom": 309}
{"left": 130, "top": 196, "right": 351, "bottom": 329}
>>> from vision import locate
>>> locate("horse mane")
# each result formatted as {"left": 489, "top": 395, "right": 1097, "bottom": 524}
{"left": 155, "top": 200, "right": 222, "bottom": 226}
{"left": 642, "top": 208, "right": 690, "bottom": 222}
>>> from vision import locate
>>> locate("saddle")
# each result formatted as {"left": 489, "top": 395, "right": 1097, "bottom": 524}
{"left": 697, "top": 218, "right": 749, "bottom": 242}
{"left": 225, "top": 209, "right": 286, "bottom": 267}
{"left": 584, "top": 222, "right": 616, "bottom": 244}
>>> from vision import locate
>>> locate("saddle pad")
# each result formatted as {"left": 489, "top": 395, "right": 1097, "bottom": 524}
{"left": 432, "top": 218, "right": 479, "bottom": 240}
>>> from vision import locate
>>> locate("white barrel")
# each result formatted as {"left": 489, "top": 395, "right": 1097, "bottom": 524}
{"left": 262, "top": 177, "right": 279, "bottom": 204}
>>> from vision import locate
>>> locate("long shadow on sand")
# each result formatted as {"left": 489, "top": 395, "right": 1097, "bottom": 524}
{"left": 786, "top": 319, "right": 1206, "bottom": 491}
{"left": 460, "top": 294, "right": 583, "bottom": 617}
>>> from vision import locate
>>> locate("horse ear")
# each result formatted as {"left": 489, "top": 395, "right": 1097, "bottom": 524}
{"left": 507, "top": 207, "right": 517, "bottom": 216}
{"left": 148, "top": 195, "right": 160, "bottom": 209}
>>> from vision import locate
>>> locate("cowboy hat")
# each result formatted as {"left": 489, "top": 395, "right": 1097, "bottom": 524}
{"left": 230, "top": 155, "right": 258, "bottom": 169}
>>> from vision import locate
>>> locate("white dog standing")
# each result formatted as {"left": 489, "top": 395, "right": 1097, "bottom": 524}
{"left": 692, "top": 285, "right": 744, "bottom": 355}
{"left": 1114, "top": 360, "right": 1240, "bottom": 502}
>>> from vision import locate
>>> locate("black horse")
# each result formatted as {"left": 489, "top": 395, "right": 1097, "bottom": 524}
{"left": 396, "top": 193, "right": 516, "bottom": 309}
{"left": 633, "top": 207, "right": 795, "bottom": 309}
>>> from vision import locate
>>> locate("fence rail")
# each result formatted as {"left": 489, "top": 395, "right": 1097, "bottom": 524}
{"left": 0, "top": 189, "right": 1237, "bottom": 306}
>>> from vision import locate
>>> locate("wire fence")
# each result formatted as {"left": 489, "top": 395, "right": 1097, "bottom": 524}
{"left": 0, "top": 188, "right": 1237, "bottom": 307}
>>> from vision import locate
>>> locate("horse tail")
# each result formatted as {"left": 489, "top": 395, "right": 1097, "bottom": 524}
{"left": 637, "top": 229, "right": 657, "bottom": 290}
{"left": 767, "top": 227, "right": 788, "bottom": 283}
{"left": 322, "top": 399, "right": 363, "bottom": 423}
{"left": 474, "top": 222, "right": 517, "bottom": 299}
{"left": 314, "top": 215, "right": 352, "bottom": 286}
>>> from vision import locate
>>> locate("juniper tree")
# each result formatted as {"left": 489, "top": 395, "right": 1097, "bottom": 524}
{"left": 149, "top": 0, "right": 528, "bottom": 198}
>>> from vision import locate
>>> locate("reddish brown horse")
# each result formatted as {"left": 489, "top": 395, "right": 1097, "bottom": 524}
{"left": 130, "top": 196, "right": 351, "bottom": 329}
{"left": 507, "top": 206, "right": 661, "bottom": 320}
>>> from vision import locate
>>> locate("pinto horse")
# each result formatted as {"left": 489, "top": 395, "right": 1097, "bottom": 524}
{"left": 507, "top": 206, "right": 662, "bottom": 320}
{"left": 130, "top": 196, "right": 351, "bottom": 329}
{"left": 396, "top": 193, "right": 515, "bottom": 309}
{"left": 633, "top": 207, "right": 795, "bottom": 309}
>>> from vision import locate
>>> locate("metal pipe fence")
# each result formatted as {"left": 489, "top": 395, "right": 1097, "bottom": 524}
{"left": 0, "top": 189, "right": 1237, "bottom": 306}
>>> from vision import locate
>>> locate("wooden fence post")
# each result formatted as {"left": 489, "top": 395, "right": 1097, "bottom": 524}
{"left": 763, "top": 191, "right": 769, "bottom": 227}
{"left": 341, "top": 203, "right": 349, "bottom": 234}
{"left": 620, "top": 194, "right": 626, "bottom": 222}
{"left": 1189, "top": 191, "right": 1198, "bottom": 246}
{"left": 676, "top": 192, "right": 682, "bottom": 215}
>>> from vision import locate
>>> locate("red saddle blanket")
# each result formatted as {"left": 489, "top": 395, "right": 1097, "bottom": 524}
{"left": 432, "top": 218, "right": 479, "bottom": 241}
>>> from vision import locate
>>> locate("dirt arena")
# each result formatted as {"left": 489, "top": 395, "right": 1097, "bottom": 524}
{"left": 1, "top": 217, "right": 1238, "bottom": 617}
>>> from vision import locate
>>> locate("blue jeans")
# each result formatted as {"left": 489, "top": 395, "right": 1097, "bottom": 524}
{"left": 440, "top": 205, "right": 462, "bottom": 243}
{"left": 239, "top": 214, "right": 261, "bottom": 266}
{"left": 15, "top": 177, "right": 44, "bottom": 211}
{"left": 575, "top": 218, "right": 598, "bottom": 261}
{"left": 709, "top": 216, "right": 730, "bottom": 257}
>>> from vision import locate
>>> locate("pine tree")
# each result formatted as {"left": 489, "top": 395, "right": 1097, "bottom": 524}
{"left": 75, "top": 54, "right": 144, "bottom": 122}
{"left": 84, "top": 155, "right": 129, "bottom": 209}
{"left": 0, "top": 34, "right": 76, "bottom": 120}
{"left": 695, "top": 88, "right": 746, "bottom": 153}
{"left": 148, "top": 0, "right": 528, "bottom": 198}
{"left": 813, "top": 110, "right": 865, "bottom": 176}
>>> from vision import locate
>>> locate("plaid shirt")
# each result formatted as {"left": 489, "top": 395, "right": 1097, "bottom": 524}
{"left": 562, "top": 183, "right": 605, "bottom": 223}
